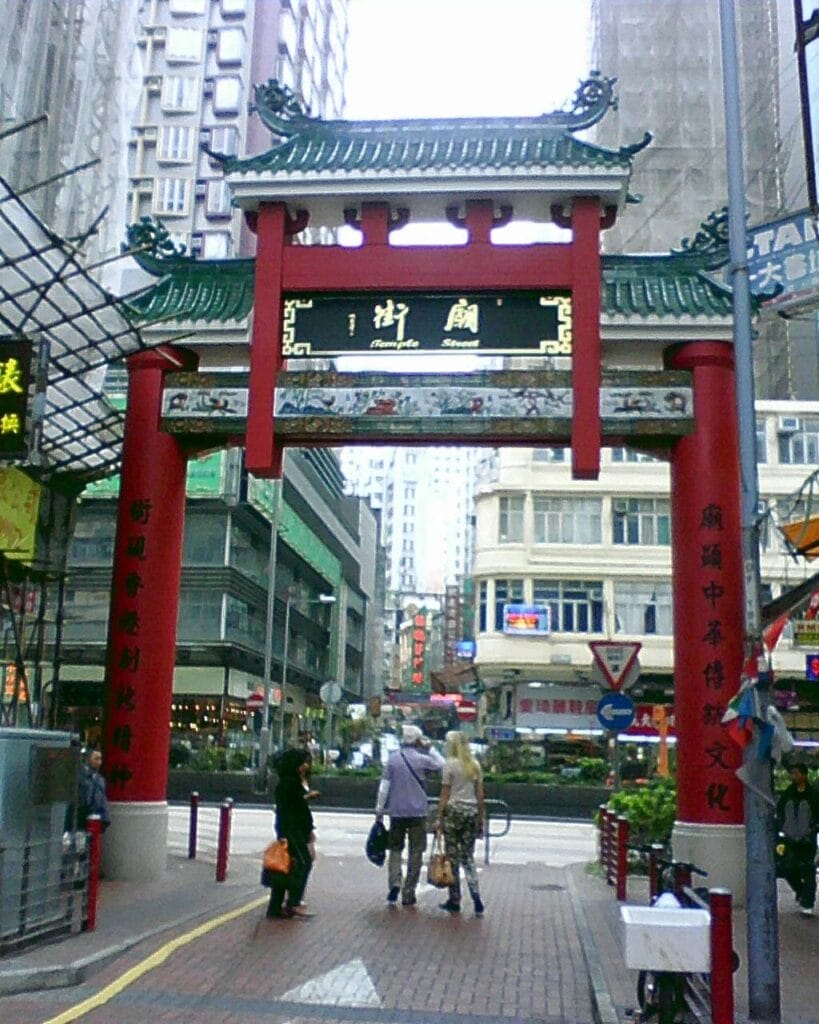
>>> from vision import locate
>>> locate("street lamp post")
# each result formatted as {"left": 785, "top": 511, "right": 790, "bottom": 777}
{"left": 277, "top": 591, "right": 336, "bottom": 753}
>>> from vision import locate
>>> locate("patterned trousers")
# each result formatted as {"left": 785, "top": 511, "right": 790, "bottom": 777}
{"left": 442, "top": 803, "right": 481, "bottom": 905}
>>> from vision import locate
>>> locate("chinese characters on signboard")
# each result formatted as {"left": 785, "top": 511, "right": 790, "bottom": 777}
{"left": 107, "top": 498, "right": 154, "bottom": 793}
{"left": 411, "top": 611, "right": 428, "bottom": 688}
{"left": 0, "top": 339, "right": 31, "bottom": 457}
{"left": 696, "top": 503, "right": 734, "bottom": 818}
{"left": 281, "top": 292, "right": 572, "bottom": 357}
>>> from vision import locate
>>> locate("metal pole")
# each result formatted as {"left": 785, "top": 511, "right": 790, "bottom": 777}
{"left": 718, "top": 3, "right": 781, "bottom": 1020}
{"left": 277, "top": 589, "right": 292, "bottom": 752}
{"left": 259, "top": 479, "right": 283, "bottom": 774}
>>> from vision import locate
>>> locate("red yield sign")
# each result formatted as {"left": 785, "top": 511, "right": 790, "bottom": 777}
{"left": 589, "top": 641, "right": 642, "bottom": 691}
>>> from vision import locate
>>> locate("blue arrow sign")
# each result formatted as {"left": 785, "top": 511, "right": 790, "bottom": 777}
{"left": 596, "top": 692, "right": 636, "bottom": 731}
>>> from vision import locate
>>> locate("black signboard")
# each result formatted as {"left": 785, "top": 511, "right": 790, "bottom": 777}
{"left": 281, "top": 292, "right": 572, "bottom": 357}
{"left": 0, "top": 337, "right": 32, "bottom": 457}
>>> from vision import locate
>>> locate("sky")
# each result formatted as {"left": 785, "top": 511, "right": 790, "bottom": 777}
{"left": 344, "top": 0, "right": 592, "bottom": 121}
{"left": 338, "top": 0, "right": 591, "bottom": 372}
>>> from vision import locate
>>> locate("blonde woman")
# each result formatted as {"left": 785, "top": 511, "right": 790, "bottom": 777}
{"left": 435, "top": 730, "right": 485, "bottom": 916}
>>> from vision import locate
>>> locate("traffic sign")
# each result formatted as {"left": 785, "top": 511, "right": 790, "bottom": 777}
{"left": 320, "top": 680, "right": 342, "bottom": 705}
{"left": 596, "top": 692, "right": 636, "bottom": 731}
{"left": 589, "top": 641, "right": 642, "bottom": 691}
{"left": 246, "top": 689, "right": 265, "bottom": 711}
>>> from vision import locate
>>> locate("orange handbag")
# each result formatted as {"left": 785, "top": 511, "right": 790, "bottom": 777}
{"left": 263, "top": 838, "right": 291, "bottom": 875}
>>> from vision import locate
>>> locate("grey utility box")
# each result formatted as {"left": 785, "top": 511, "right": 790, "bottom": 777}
{"left": 0, "top": 728, "right": 78, "bottom": 941}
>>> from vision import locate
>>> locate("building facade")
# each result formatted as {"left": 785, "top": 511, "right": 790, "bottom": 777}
{"left": 474, "top": 404, "right": 819, "bottom": 745}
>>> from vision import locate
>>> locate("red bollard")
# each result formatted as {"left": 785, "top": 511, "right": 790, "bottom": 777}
{"left": 616, "top": 815, "right": 629, "bottom": 901}
{"left": 188, "top": 791, "right": 199, "bottom": 860}
{"left": 215, "top": 798, "right": 233, "bottom": 883}
{"left": 84, "top": 815, "right": 102, "bottom": 932}
{"left": 709, "top": 888, "right": 735, "bottom": 1024}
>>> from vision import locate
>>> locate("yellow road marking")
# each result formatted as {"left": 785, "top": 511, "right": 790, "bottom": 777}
{"left": 41, "top": 895, "right": 267, "bottom": 1024}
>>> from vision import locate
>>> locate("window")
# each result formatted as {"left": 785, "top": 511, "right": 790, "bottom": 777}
{"left": 612, "top": 498, "right": 670, "bottom": 545}
{"left": 499, "top": 495, "right": 524, "bottom": 542}
{"left": 221, "top": 0, "right": 247, "bottom": 15}
{"left": 756, "top": 419, "right": 767, "bottom": 464}
{"left": 201, "top": 232, "right": 230, "bottom": 258}
{"left": 157, "top": 125, "right": 194, "bottom": 162}
{"left": 778, "top": 417, "right": 819, "bottom": 464}
{"left": 533, "top": 496, "right": 602, "bottom": 544}
{"left": 478, "top": 581, "right": 487, "bottom": 632}
{"left": 166, "top": 27, "right": 204, "bottom": 63}
{"left": 494, "top": 578, "right": 524, "bottom": 631}
{"left": 533, "top": 579, "right": 603, "bottom": 633}
{"left": 213, "top": 76, "right": 242, "bottom": 114}
{"left": 153, "top": 177, "right": 190, "bottom": 216}
{"left": 614, "top": 582, "right": 673, "bottom": 635}
{"left": 217, "top": 27, "right": 245, "bottom": 64}
{"left": 205, "top": 179, "right": 232, "bottom": 217}
{"left": 183, "top": 514, "right": 226, "bottom": 565}
{"left": 161, "top": 76, "right": 199, "bottom": 113}
{"left": 209, "top": 124, "right": 238, "bottom": 157}
{"left": 177, "top": 589, "right": 222, "bottom": 640}
{"left": 610, "top": 448, "right": 660, "bottom": 463}
{"left": 170, "top": 0, "right": 206, "bottom": 13}
{"left": 533, "top": 448, "right": 567, "bottom": 462}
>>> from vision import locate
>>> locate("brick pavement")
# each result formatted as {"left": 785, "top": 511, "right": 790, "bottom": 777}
{"left": 0, "top": 848, "right": 816, "bottom": 1023}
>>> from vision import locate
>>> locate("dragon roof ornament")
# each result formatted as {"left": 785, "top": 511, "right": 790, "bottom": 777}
{"left": 672, "top": 208, "right": 730, "bottom": 267}
{"left": 251, "top": 71, "right": 619, "bottom": 138}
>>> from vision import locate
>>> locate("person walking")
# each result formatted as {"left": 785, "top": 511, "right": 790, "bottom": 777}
{"left": 266, "top": 748, "right": 316, "bottom": 919}
{"left": 435, "top": 730, "right": 485, "bottom": 916}
{"left": 776, "top": 761, "right": 819, "bottom": 916}
{"left": 375, "top": 724, "right": 444, "bottom": 907}
{"left": 67, "top": 747, "right": 111, "bottom": 832}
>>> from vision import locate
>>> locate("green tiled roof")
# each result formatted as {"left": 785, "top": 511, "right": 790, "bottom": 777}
{"left": 127, "top": 257, "right": 255, "bottom": 324}
{"left": 223, "top": 120, "right": 637, "bottom": 177}
{"left": 125, "top": 252, "right": 735, "bottom": 326}
{"left": 219, "top": 76, "right": 646, "bottom": 179}
{"left": 602, "top": 254, "right": 736, "bottom": 319}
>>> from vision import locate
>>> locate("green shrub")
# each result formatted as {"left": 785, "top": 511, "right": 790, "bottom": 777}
{"left": 227, "top": 749, "right": 250, "bottom": 771}
{"left": 187, "top": 746, "right": 226, "bottom": 772}
{"left": 603, "top": 777, "right": 677, "bottom": 849}
{"left": 577, "top": 757, "right": 608, "bottom": 783}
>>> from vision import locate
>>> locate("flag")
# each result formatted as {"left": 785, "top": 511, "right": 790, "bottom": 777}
{"left": 722, "top": 684, "right": 758, "bottom": 751}
{"left": 763, "top": 614, "right": 788, "bottom": 652}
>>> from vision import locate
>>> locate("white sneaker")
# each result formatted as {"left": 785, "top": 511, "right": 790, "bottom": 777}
{"left": 798, "top": 906, "right": 815, "bottom": 916}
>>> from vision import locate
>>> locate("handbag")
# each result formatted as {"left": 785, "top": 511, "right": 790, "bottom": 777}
{"left": 263, "top": 838, "right": 291, "bottom": 875}
{"left": 427, "top": 833, "right": 455, "bottom": 888}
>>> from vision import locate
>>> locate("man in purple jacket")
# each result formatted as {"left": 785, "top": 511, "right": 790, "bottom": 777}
{"left": 375, "top": 724, "right": 444, "bottom": 906}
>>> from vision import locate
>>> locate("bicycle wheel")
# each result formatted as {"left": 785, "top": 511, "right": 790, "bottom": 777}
{"left": 636, "top": 969, "right": 650, "bottom": 1011}
{"left": 656, "top": 973, "right": 679, "bottom": 1024}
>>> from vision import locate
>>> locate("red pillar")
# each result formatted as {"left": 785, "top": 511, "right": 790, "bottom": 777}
{"left": 246, "top": 202, "right": 286, "bottom": 477}
{"left": 569, "top": 196, "right": 602, "bottom": 481}
{"left": 102, "top": 347, "right": 195, "bottom": 805}
{"left": 667, "top": 341, "right": 744, "bottom": 825}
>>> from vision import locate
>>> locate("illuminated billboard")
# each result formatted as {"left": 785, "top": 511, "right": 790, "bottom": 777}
{"left": 502, "top": 603, "right": 551, "bottom": 636}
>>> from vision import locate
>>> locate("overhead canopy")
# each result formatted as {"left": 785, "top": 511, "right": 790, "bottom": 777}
{"left": 0, "top": 177, "right": 152, "bottom": 485}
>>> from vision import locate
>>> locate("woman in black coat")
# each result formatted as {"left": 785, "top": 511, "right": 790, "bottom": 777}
{"left": 266, "top": 748, "right": 316, "bottom": 919}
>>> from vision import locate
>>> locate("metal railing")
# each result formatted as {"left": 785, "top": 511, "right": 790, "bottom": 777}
{"left": 0, "top": 832, "right": 89, "bottom": 956}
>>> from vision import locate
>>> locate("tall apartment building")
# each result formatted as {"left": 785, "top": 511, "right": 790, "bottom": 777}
{"left": 475, "top": 405, "right": 819, "bottom": 744}
{"left": 341, "top": 446, "right": 478, "bottom": 597}
{"left": 590, "top": 0, "right": 817, "bottom": 400}
{"left": 128, "top": 0, "right": 348, "bottom": 260}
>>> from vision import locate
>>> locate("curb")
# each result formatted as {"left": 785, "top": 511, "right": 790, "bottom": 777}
{"left": 565, "top": 866, "right": 621, "bottom": 1024}
{"left": 0, "top": 885, "right": 261, "bottom": 997}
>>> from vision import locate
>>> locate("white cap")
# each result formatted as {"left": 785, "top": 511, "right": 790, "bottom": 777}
{"left": 401, "top": 724, "right": 423, "bottom": 745}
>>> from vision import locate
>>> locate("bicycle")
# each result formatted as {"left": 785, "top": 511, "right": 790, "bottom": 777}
{"left": 628, "top": 850, "right": 717, "bottom": 1024}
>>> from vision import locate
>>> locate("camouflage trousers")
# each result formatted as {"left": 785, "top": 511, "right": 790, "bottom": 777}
{"left": 441, "top": 803, "right": 481, "bottom": 905}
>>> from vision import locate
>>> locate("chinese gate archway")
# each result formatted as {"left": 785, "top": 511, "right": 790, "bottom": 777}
{"left": 103, "top": 77, "right": 746, "bottom": 896}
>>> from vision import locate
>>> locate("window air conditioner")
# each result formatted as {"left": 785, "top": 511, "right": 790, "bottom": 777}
{"left": 777, "top": 416, "right": 800, "bottom": 434}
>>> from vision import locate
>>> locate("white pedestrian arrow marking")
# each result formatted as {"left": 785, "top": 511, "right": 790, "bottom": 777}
{"left": 281, "top": 957, "right": 381, "bottom": 1007}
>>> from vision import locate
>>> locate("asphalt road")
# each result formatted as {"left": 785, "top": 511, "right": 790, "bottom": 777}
{"left": 168, "top": 805, "right": 597, "bottom": 867}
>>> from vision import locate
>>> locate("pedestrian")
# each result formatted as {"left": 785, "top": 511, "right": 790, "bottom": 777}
{"left": 435, "top": 730, "right": 485, "bottom": 916}
{"left": 375, "top": 724, "right": 444, "bottom": 907}
{"left": 66, "top": 747, "right": 111, "bottom": 833}
{"left": 776, "top": 761, "right": 819, "bottom": 916}
{"left": 266, "top": 748, "right": 316, "bottom": 919}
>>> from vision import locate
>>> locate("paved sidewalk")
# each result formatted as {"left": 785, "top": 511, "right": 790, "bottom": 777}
{"left": 0, "top": 845, "right": 816, "bottom": 1023}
